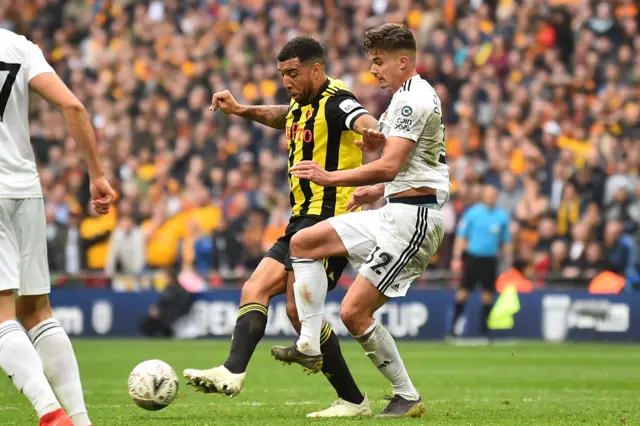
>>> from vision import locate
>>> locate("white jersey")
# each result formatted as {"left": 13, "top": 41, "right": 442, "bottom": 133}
{"left": 378, "top": 74, "right": 450, "bottom": 204}
{"left": 0, "top": 29, "right": 54, "bottom": 198}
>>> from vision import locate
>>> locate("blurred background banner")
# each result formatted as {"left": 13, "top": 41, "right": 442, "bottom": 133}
{"left": 48, "top": 288, "right": 639, "bottom": 341}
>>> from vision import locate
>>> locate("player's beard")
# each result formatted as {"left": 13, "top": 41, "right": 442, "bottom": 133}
{"left": 300, "top": 79, "right": 314, "bottom": 105}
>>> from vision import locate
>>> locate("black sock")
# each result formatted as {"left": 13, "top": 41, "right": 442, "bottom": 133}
{"left": 320, "top": 323, "right": 364, "bottom": 405}
{"left": 223, "top": 303, "right": 268, "bottom": 374}
{"left": 452, "top": 301, "right": 465, "bottom": 334}
{"left": 481, "top": 303, "right": 492, "bottom": 337}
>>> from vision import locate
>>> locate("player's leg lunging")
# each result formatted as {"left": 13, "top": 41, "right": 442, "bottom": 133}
{"left": 271, "top": 222, "right": 346, "bottom": 369}
{"left": 342, "top": 278, "right": 425, "bottom": 418}
{"left": 184, "top": 257, "right": 286, "bottom": 396}
{"left": 285, "top": 272, "right": 370, "bottom": 417}
{"left": 18, "top": 296, "right": 92, "bottom": 426}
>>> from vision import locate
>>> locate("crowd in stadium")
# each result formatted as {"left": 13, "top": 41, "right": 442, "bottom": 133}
{"left": 1, "top": 0, "right": 638, "bottom": 289}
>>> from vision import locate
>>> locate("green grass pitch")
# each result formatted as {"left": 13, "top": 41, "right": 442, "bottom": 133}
{"left": 0, "top": 340, "right": 637, "bottom": 425}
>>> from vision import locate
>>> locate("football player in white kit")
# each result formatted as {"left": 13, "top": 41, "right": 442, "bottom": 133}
{"left": 0, "top": 30, "right": 114, "bottom": 425}
{"left": 271, "top": 24, "right": 449, "bottom": 418}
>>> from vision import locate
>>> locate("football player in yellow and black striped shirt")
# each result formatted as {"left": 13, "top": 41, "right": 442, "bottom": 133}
{"left": 184, "top": 37, "right": 378, "bottom": 417}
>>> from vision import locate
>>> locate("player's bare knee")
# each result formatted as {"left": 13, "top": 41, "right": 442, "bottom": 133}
{"left": 240, "top": 277, "right": 275, "bottom": 306}
{"left": 340, "top": 303, "right": 367, "bottom": 335}
{"left": 289, "top": 232, "right": 311, "bottom": 259}
{"left": 16, "top": 295, "right": 52, "bottom": 330}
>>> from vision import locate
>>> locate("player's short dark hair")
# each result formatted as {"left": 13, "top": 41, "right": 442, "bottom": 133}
{"left": 277, "top": 36, "right": 325, "bottom": 64}
{"left": 363, "top": 24, "right": 417, "bottom": 54}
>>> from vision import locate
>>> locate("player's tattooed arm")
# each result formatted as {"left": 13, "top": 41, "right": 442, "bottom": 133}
{"left": 210, "top": 90, "right": 288, "bottom": 129}
{"left": 238, "top": 105, "right": 289, "bottom": 129}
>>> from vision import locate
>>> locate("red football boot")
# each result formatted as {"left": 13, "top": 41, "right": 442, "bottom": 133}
{"left": 39, "top": 409, "right": 73, "bottom": 426}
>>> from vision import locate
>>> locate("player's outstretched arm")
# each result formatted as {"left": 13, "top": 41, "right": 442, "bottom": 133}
{"left": 29, "top": 73, "right": 115, "bottom": 214}
{"left": 237, "top": 104, "right": 289, "bottom": 129}
{"left": 210, "top": 90, "right": 288, "bottom": 129}
{"left": 291, "top": 135, "right": 413, "bottom": 187}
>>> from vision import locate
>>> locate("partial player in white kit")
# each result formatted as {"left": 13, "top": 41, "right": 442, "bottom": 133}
{"left": 0, "top": 29, "right": 114, "bottom": 426}
{"left": 271, "top": 24, "right": 449, "bottom": 418}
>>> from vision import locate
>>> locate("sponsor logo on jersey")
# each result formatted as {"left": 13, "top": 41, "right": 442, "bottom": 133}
{"left": 339, "top": 99, "right": 360, "bottom": 113}
{"left": 394, "top": 116, "right": 413, "bottom": 132}
{"left": 401, "top": 106, "right": 413, "bottom": 117}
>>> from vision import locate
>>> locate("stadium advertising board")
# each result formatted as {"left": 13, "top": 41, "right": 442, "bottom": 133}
{"left": 48, "top": 289, "right": 639, "bottom": 342}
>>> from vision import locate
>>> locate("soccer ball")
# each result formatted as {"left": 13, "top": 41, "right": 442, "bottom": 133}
{"left": 127, "top": 359, "right": 179, "bottom": 411}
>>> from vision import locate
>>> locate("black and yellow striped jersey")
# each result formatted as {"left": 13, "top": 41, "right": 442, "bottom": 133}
{"left": 286, "top": 77, "right": 368, "bottom": 218}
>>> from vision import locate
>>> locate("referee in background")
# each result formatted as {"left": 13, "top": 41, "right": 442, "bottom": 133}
{"left": 450, "top": 183, "right": 513, "bottom": 339}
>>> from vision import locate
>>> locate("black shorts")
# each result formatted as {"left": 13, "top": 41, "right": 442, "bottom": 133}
{"left": 461, "top": 253, "right": 498, "bottom": 292}
{"left": 264, "top": 216, "right": 348, "bottom": 291}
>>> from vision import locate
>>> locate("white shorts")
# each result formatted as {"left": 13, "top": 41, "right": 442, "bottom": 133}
{"left": 0, "top": 198, "right": 50, "bottom": 296}
{"left": 328, "top": 202, "right": 444, "bottom": 297}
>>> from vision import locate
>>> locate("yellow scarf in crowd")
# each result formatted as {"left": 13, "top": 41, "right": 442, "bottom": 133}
{"left": 557, "top": 199, "right": 580, "bottom": 236}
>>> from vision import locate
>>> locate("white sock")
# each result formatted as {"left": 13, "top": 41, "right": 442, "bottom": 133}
{"left": 355, "top": 321, "right": 420, "bottom": 401}
{"left": 291, "top": 258, "right": 327, "bottom": 356}
{"left": 0, "top": 320, "right": 60, "bottom": 418}
{"left": 29, "top": 318, "right": 91, "bottom": 426}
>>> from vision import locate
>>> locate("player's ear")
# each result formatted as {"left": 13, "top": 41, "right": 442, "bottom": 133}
{"left": 398, "top": 55, "right": 408, "bottom": 71}
{"left": 312, "top": 63, "right": 321, "bottom": 79}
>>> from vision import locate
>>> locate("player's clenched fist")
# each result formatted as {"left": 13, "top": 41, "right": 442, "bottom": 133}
{"left": 90, "top": 175, "right": 115, "bottom": 215}
{"left": 210, "top": 90, "right": 240, "bottom": 114}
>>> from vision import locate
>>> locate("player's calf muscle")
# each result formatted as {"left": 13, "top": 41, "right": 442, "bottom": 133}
{"left": 341, "top": 277, "right": 387, "bottom": 335}
{"left": 285, "top": 281, "right": 302, "bottom": 332}
{"left": 240, "top": 277, "right": 285, "bottom": 306}
{"left": 340, "top": 305, "right": 371, "bottom": 335}
{"left": 0, "top": 291, "right": 16, "bottom": 323}
{"left": 239, "top": 259, "right": 287, "bottom": 305}
{"left": 16, "top": 295, "right": 53, "bottom": 330}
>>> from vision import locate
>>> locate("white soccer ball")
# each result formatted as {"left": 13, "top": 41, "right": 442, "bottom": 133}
{"left": 127, "top": 359, "right": 179, "bottom": 411}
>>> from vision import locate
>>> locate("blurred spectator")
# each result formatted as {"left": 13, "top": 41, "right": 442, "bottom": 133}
{"left": 182, "top": 220, "right": 214, "bottom": 274}
{"left": 139, "top": 270, "right": 194, "bottom": 338}
{"left": 3, "top": 0, "right": 638, "bottom": 288}
{"left": 549, "top": 240, "right": 569, "bottom": 276}
{"left": 605, "top": 187, "right": 637, "bottom": 233}
{"left": 602, "top": 221, "right": 638, "bottom": 287}
{"left": 45, "top": 203, "right": 69, "bottom": 272}
{"left": 556, "top": 182, "right": 582, "bottom": 238}
{"left": 496, "top": 171, "right": 523, "bottom": 215}
{"left": 580, "top": 241, "right": 607, "bottom": 279}
{"left": 564, "top": 222, "right": 592, "bottom": 278}
{"left": 105, "top": 214, "right": 145, "bottom": 277}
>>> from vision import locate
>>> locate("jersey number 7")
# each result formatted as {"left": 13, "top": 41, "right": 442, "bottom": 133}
{"left": 0, "top": 62, "right": 21, "bottom": 123}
